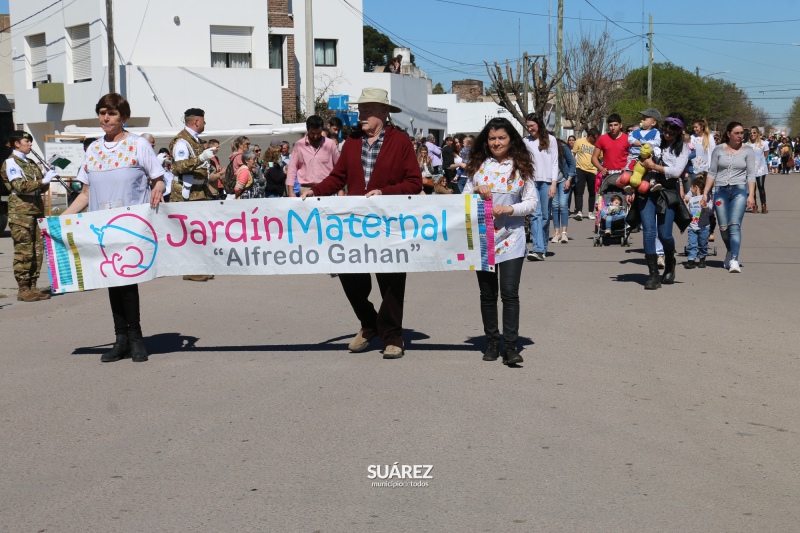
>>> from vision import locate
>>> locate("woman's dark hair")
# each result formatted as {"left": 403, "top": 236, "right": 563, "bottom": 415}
{"left": 661, "top": 112, "right": 686, "bottom": 156}
{"left": 464, "top": 117, "right": 534, "bottom": 180}
{"left": 721, "top": 121, "right": 744, "bottom": 144}
{"left": 95, "top": 93, "right": 131, "bottom": 120}
{"left": 525, "top": 113, "right": 550, "bottom": 151}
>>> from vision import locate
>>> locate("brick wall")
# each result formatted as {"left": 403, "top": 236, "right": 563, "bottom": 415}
{"left": 269, "top": 0, "right": 297, "bottom": 123}
{"left": 452, "top": 79, "right": 484, "bottom": 102}
{"left": 0, "top": 14, "right": 10, "bottom": 32}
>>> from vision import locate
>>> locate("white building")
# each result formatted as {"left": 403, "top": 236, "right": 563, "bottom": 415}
{"left": 8, "top": 0, "right": 445, "bottom": 154}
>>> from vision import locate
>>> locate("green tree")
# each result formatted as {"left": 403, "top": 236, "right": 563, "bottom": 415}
{"left": 363, "top": 25, "right": 415, "bottom": 72}
{"left": 432, "top": 82, "right": 445, "bottom": 94}
{"left": 787, "top": 97, "right": 800, "bottom": 136}
{"left": 611, "top": 63, "right": 770, "bottom": 132}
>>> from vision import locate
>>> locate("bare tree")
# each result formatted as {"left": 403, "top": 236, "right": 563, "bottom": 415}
{"left": 485, "top": 56, "right": 564, "bottom": 130}
{"left": 561, "top": 30, "right": 628, "bottom": 136}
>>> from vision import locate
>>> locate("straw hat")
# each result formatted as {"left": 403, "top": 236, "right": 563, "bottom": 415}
{"left": 350, "top": 88, "right": 402, "bottom": 114}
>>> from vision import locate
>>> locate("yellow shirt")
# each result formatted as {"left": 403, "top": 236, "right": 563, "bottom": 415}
{"left": 572, "top": 137, "right": 597, "bottom": 173}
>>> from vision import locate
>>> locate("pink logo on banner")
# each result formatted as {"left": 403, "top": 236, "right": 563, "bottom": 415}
{"left": 91, "top": 213, "right": 159, "bottom": 278}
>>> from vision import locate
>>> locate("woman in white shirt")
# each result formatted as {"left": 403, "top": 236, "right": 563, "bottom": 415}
{"left": 463, "top": 117, "right": 537, "bottom": 366}
{"left": 523, "top": 113, "right": 559, "bottom": 261}
{"left": 63, "top": 93, "right": 166, "bottom": 363}
{"left": 692, "top": 118, "right": 718, "bottom": 241}
{"left": 746, "top": 127, "right": 769, "bottom": 213}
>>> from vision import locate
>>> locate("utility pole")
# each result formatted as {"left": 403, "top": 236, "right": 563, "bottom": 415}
{"left": 523, "top": 51, "right": 529, "bottom": 114}
{"left": 305, "top": 0, "right": 315, "bottom": 117}
{"left": 554, "top": 0, "right": 563, "bottom": 138}
{"left": 106, "top": 0, "right": 115, "bottom": 94}
{"left": 696, "top": 66, "right": 700, "bottom": 77}
{"left": 647, "top": 14, "right": 653, "bottom": 105}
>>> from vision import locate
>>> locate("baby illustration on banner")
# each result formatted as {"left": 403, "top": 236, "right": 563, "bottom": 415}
{"left": 91, "top": 213, "right": 159, "bottom": 278}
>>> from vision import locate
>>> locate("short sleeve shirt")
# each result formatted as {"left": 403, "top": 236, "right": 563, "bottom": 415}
{"left": 594, "top": 133, "right": 630, "bottom": 171}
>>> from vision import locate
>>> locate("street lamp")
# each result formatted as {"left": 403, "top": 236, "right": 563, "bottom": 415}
{"left": 701, "top": 70, "right": 729, "bottom": 79}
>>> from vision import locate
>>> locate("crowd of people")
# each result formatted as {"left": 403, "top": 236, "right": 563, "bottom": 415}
{"left": 0, "top": 86, "right": 782, "bottom": 367}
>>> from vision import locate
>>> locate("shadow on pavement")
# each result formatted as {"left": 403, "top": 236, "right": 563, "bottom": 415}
{"left": 71, "top": 330, "right": 535, "bottom": 357}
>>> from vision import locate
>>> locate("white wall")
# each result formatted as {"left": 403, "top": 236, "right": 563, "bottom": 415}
{"left": 0, "top": 30, "right": 13, "bottom": 97}
{"left": 428, "top": 94, "right": 524, "bottom": 136}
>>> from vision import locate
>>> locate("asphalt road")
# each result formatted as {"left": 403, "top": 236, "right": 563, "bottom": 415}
{"left": 1, "top": 176, "right": 799, "bottom": 532}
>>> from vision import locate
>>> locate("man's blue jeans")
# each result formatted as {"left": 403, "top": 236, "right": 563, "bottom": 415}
{"left": 529, "top": 181, "right": 553, "bottom": 253}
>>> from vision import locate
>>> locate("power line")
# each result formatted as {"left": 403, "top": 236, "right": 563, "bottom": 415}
{"left": 582, "top": 0, "right": 643, "bottom": 38}
{"left": 2, "top": 0, "right": 62, "bottom": 32}
{"left": 431, "top": 0, "right": 800, "bottom": 27}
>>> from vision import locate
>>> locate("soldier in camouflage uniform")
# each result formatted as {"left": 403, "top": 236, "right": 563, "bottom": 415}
{"left": 1, "top": 131, "right": 58, "bottom": 301}
{"left": 169, "top": 108, "right": 218, "bottom": 281}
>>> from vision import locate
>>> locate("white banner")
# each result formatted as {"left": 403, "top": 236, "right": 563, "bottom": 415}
{"left": 39, "top": 195, "right": 495, "bottom": 293}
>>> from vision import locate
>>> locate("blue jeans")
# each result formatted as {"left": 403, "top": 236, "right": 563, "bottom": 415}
{"left": 604, "top": 213, "right": 625, "bottom": 231}
{"left": 686, "top": 225, "right": 710, "bottom": 260}
{"left": 713, "top": 184, "right": 748, "bottom": 260}
{"left": 529, "top": 181, "right": 553, "bottom": 253}
{"left": 552, "top": 180, "right": 571, "bottom": 229}
{"left": 638, "top": 193, "right": 675, "bottom": 255}
{"left": 457, "top": 176, "right": 467, "bottom": 193}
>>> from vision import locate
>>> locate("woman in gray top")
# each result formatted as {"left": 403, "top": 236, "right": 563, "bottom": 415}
{"left": 64, "top": 93, "right": 166, "bottom": 362}
{"left": 702, "top": 122, "right": 756, "bottom": 274}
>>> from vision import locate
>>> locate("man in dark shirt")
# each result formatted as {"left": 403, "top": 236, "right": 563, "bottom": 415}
{"left": 441, "top": 136, "right": 456, "bottom": 192}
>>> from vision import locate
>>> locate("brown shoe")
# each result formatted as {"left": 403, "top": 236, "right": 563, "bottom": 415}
{"left": 752, "top": 203, "right": 759, "bottom": 213}
{"left": 30, "top": 279, "right": 51, "bottom": 300}
{"left": 16, "top": 281, "right": 45, "bottom": 302}
{"left": 762, "top": 204, "right": 768, "bottom": 214}
{"left": 383, "top": 345, "right": 405, "bottom": 359}
{"left": 183, "top": 275, "right": 211, "bottom": 282}
{"left": 348, "top": 329, "right": 376, "bottom": 352}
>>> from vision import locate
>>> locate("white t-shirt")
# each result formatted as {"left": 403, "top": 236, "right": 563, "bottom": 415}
{"left": 691, "top": 134, "right": 716, "bottom": 173}
{"left": 524, "top": 134, "right": 559, "bottom": 183}
{"left": 78, "top": 133, "right": 164, "bottom": 211}
{"left": 747, "top": 139, "right": 769, "bottom": 176}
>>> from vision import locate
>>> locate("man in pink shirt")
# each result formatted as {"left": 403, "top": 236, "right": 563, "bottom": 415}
{"left": 286, "top": 115, "right": 340, "bottom": 197}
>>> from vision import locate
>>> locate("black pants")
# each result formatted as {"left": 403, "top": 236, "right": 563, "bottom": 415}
{"left": 475, "top": 257, "right": 524, "bottom": 347}
{"left": 338, "top": 273, "right": 406, "bottom": 348}
{"left": 755, "top": 174, "right": 767, "bottom": 204}
{"left": 574, "top": 169, "right": 596, "bottom": 213}
{"left": 108, "top": 284, "right": 141, "bottom": 335}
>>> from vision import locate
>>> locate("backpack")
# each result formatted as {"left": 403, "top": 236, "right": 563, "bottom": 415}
{"left": 222, "top": 159, "right": 237, "bottom": 194}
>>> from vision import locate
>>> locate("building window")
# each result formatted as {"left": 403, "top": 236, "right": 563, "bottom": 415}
{"left": 269, "top": 34, "right": 285, "bottom": 85}
{"left": 68, "top": 24, "right": 92, "bottom": 83}
{"left": 27, "top": 33, "right": 47, "bottom": 88}
{"left": 210, "top": 26, "right": 252, "bottom": 68}
{"left": 314, "top": 39, "right": 336, "bottom": 67}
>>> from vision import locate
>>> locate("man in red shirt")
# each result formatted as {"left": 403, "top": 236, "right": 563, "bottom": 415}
{"left": 301, "top": 88, "right": 422, "bottom": 359}
{"left": 589, "top": 114, "right": 629, "bottom": 220}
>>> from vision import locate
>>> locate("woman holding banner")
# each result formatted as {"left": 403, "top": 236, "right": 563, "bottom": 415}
{"left": 63, "top": 93, "right": 166, "bottom": 363}
{"left": 463, "top": 117, "right": 537, "bottom": 366}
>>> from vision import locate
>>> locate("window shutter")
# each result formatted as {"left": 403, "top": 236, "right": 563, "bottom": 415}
{"left": 29, "top": 33, "right": 47, "bottom": 83}
{"left": 69, "top": 24, "right": 91, "bottom": 81}
{"left": 210, "top": 26, "right": 252, "bottom": 54}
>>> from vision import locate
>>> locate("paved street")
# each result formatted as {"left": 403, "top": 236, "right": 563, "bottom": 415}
{"left": 1, "top": 177, "right": 799, "bottom": 532}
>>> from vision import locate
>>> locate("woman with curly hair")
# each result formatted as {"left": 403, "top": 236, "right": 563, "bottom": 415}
{"left": 463, "top": 117, "right": 537, "bottom": 366}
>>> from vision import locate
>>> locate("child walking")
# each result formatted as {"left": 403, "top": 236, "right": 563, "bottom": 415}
{"left": 684, "top": 176, "right": 712, "bottom": 269}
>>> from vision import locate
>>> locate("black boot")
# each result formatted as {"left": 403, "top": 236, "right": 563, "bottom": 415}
{"left": 698, "top": 257, "right": 706, "bottom": 268}
{"left": 661, "top": 251, "right": 676, "bottom": 285}
{"left": 482, "top": 341, "right": 500, "bottom": 361}
{"left": 128, "top": 330, "right": 149, "bottom": 363}
{"left": 504, "top": 346, "right": 523, "bottom": 366}
{"left": 101, "top": 335, "right": 131, "bottom": 363}
{"left": 644, "top": 254, "right": 661, "bottom": 290}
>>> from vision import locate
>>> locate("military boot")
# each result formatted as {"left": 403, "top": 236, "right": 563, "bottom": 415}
{"left": 30, "top": 278, "right": 51, "bottom": 300}
{"left": 17, "top": 281, "right": 44, "bottom": 302}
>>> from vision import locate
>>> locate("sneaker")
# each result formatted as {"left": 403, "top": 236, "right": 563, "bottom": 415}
{"left": 685, "top": 260, "right": 696, "bottom": 269}
{"left": 588, "top": 212, "right": 596, "bottom": 220}
{"left": 657, "top": 255, "right": 665, "bottom": 268}
{"left": 560, "top": 232, "right": 568, "bottom": 243}
{"left": 650, "top": 181, "right": 663, "bottom": 192}
{"left": 551, "top": 233, "right": 561, "bottom": 243}
{"left": 723, "top": 252, "right": 731, "bottom": 269}
{"left": 574, "top": 212, "right": 583, "bottom": 221}
{"left": 698, "top": 257, "right": 706, "bottom": 268}
{"left": 526, "top": 251, "right": 545, "bottom": 261}
{"left": 728, "top": 259, "right": 741, "bottom": 273}
{"left": 604, "top": 229, "right": 611, "bottom": 235}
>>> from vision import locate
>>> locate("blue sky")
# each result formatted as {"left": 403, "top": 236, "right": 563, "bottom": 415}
{"left": 362, "top": 0, "right": 800, "bottom": 126}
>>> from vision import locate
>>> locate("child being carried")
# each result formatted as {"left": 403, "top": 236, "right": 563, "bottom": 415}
{"left": 627, "top": 108, "right": 663, "bottom": 193}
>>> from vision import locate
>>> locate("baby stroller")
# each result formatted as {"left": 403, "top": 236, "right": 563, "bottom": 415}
{"left": 593, "top": 172, "right": 632, "bottom": 247}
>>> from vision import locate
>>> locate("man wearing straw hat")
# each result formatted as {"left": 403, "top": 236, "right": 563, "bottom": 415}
{"left": 301, "top": 88, "right": 422, "bottom": 359}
